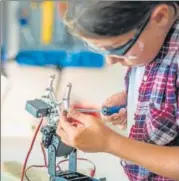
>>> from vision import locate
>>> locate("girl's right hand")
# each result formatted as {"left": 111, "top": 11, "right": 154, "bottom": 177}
{"left": 101, "top": 91, "right": 127, "bottom": 128}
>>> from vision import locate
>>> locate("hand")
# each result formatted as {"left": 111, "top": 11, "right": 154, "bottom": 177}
{"left": 102, "top": 91, "right": 127, "bottom": 128}
{"left": 56, "top": 107, "right": 114, "bottom": 153}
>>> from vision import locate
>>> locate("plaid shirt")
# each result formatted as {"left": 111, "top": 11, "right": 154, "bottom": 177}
{"left": 121, "top": 19, "right": 179, "bottom": 181}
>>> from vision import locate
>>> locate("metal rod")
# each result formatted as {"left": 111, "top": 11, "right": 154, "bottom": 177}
{"left": 63, "top": 82, "right": 72, "bottom": 111}
{"left": 75, "top": 108, "right": 101, "bottom": 113}
{"left": 48, "top": 74, "right": 55, "bottom": 90}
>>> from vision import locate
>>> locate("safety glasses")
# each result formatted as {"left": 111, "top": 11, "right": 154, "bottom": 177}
{"left": 85, "top": 14, "right": 150, "bottom": 56}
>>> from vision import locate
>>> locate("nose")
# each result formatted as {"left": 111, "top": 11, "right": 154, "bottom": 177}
{"left": 106, "top": 55, "right": 125, "bottom": 65}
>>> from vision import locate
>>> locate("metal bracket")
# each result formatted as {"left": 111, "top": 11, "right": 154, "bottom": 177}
{"left": 26, "top": 75, "right": 72, "bottom": 127}
{"left": 25, "top": 75, "right": 106, "bottom": 181}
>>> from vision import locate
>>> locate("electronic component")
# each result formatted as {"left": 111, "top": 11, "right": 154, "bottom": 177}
{"left": 25, "top": 75, "right": 106, "bottom": 181}
{"left": 26, "top": 99, "right": 52, "bottom": 118}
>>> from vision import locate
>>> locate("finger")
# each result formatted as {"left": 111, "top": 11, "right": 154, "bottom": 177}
{"left": 68, "top": 107, "right": 91, "bottom": 125}
{"left": 102, "top": 98, "right": 114, "bottom": 107}
{"left": 118, "top": 118, "right": 127, "bottom": 126}
{"left": 73, "top": 102, "right": 100, "bottom": 110}
{"left": 123, "top": 123, "right": 127, "bottom": 129}
{"left": 115, "top": 109, "right": 126, "bottom": 121}
{"left": 60, "top": 111, "right": 76, "bottom": 133}
{"left": 111, "top": 109, "right": 127, "bottom": 125}
{"left": 61, "top": 139, "right": 72, "bottom": 147}
{"left": 118, "top": 108, "right": 127, "bottom": 118}
{"left": 112, "top": 118, "right": 126, "bottom": 125}
{"left": 103, "top": 112, "right": 124, "bottom": 122}
{"left": 101, "top": 113, "right": 119, "bottom": 122}
{"left": 56, "top": 126, "right": 69, "bottom": 141}
{"left": 60, "top": 135, "right": 73, "bottom": 147}
{"left": 114, "top": 123, "right": 127, "bottom": 130}
{"left": 116, "top": 115, "right": 127, "bottom": 124}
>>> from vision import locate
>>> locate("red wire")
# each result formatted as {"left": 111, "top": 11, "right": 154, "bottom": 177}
{"left": 20, "top": 117, "right": 44, "bottom": 181}
{"left": 24, "top": 145, "right": 48, "bottom": 180}
{"left": 24, "top": 137, "right": 48, "bottom": 181}
{"left": 21, "top": 116, "right": 96, "bottom": 180}
{"left": 56, "top": 158, "right": 96, "bottom": 177}
{"left": 26, "top": 165, "right": 46, "bottom": 172}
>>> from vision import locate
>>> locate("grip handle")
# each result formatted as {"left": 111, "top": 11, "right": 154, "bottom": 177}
{"left": 102, "top": 105, "right": 126, "bottom": 116}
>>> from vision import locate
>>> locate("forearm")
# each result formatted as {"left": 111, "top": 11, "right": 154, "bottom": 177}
{"left": 106, "top": 132, "right": 179, "bottom": 180}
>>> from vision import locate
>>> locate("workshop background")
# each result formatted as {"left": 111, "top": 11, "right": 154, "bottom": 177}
{"left": 1, "top": 1, "right": 128, "bottom": 181}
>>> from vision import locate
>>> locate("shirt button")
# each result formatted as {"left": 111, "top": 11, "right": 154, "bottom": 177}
{"left": 143, "top": 75, "right": 147, "bottom": 81}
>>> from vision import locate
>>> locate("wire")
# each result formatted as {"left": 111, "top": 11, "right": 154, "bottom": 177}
{"left": 25, "top": 165, "right": 46, "bottom": 181}
{"left": 56, "top": 157, "right": 96, "bottom": 177}
{"left": 24, "top": 143, "right": 48, "bottom": 181}
{"left": 24, "top": 157, "right": 96, "bottom": 181}
{"left": 21, "top": 116, "right": 97, "bottom": 180}
{"left": 20, "top": 117, "right": 44, "bottom": 181}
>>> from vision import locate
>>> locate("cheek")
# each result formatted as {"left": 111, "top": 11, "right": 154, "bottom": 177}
{"left": 126, "top": 29, "right": 166, "bottom": 66}
{"left": 126, "top": 43, "right": 157, "bottom": 66}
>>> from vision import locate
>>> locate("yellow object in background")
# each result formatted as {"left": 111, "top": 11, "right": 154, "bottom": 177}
{"left": 41, "top": 1, "right": 54, "bottom": 45}
{"left": 30, "top": 0, "right": 38, "bottom": 8}
{"left": 31, "top": 3, "right": 38, "bottom": 8}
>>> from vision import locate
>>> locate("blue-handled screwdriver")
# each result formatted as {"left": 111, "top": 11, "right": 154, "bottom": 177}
{"left": 76, "top": 105, "right": 126, "bottom": 116}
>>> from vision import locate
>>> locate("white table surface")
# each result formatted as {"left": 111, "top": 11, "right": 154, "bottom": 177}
{"left": 1, "top": 62, "right": 128, "bottom": 181}
{"left": 2, "top": 136, "right": 128, "bottom": 181}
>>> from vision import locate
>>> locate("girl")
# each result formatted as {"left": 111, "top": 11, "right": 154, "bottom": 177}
{"left": 57, "top": 1, "right": 179, "bottom": 181}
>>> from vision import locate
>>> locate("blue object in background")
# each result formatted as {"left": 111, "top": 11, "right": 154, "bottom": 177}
{"left": 16, "top": 50, "right": 105, "bottom": 68}
{"left": 19, "top": 18, "right": 29, "bottom": 26}
{"left": 1, "top": 46, "right": 7, "bottom": 63}
{"left": 63, "top": 51, "right": 104, "bottom": 68}
{"left": 18, "top": 8, "right": 29, "bottom": 27}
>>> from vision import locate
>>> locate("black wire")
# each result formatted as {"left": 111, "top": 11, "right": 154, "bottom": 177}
{"left": 24, "top": 165, "right": 46, "bottom": 181}
{"left": 25, "top": 169, "right": 31, "bottom": 181}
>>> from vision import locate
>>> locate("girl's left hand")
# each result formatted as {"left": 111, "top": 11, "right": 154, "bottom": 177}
{"left": 56, "top": 107, "right": 113, "bottom": 153}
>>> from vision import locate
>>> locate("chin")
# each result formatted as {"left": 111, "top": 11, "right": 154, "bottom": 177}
{"left": 123, "top": 62, "right": 147, "bottom": 68}
{"left": 127, "top": 58, "right": 154, "bottom": 67}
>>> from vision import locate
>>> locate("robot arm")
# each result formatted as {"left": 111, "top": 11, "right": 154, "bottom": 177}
{"left": 26, "top": 74, "right": 73, "bottom": 156}
{"left": 25, "top": 75, "right": 106, "bottom": 181}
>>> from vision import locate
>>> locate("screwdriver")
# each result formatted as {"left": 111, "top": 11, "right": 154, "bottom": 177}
{"left": 76, "top": 105, "right": 126, "bottom": 116}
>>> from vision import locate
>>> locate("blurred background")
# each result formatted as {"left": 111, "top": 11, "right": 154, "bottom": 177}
{"left": 1, "top": 1, "right": 127, "bottom": 181}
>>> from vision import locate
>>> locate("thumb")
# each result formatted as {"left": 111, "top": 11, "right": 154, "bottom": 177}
{"left": 68, "top": 107, "right": 91, "bottom": 125}
{"left": 102, "top": 98, "right": 113, "bottom": 107}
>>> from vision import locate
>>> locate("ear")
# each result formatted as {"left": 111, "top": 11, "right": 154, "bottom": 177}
{"left": 150, "top": 4, "right": 171, "bottom": 28}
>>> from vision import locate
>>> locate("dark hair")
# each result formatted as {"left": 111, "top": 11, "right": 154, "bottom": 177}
{"left": 65, "top": 1, "right": 178, "bottom": 37}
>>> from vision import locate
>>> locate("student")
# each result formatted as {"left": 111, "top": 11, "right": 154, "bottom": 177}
{"left": 57, "top": 1, "right": 179, "bottom": 181}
